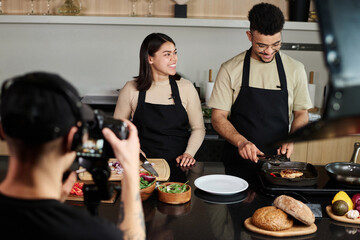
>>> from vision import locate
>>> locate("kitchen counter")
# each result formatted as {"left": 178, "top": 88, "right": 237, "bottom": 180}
{"left": 1, "top": 156, "right": 359, "bottom": 239}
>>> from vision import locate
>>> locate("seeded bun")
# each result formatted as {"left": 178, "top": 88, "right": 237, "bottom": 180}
{"left": 274, "top": 195, "right": 315, "bottom": 225}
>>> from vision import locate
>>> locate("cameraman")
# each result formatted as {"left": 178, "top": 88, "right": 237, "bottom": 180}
{"left": 0, "top": 72, "right": 145, "bottom": 240}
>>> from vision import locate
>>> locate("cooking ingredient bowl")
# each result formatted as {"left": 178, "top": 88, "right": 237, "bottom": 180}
{"left": 140, "top": 180, "right": 156, "bottom": 201}
{"left": 157, "top": 182, "right": 191, "bottom": 204}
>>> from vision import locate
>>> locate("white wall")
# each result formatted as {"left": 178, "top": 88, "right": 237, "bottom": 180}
{"left": 0, "top": 16, "right": 328, "bottom": 107}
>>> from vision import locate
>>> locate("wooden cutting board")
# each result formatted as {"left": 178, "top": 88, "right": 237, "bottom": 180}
{"left": 244, "top": 218, "right": 317, "bottom": 237}
{"left": 78, "top": 158, "right": 170, "bottom": 182}
{"left": 326, "top": 205, "right": 360, "bottom": 224}
{"left": 67, "top": 188, "right": 118, "bottom": 203}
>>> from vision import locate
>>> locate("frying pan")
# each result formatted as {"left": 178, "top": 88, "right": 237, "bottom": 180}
{"left": 261, "top": 161, "right": 318, "bottom": 187}
{"left": 325, "top": 142, "right": 360, "bottom": 185}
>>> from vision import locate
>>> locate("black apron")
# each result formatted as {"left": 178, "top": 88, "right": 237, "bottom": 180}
{"left": 222, "top": 48, "right": 289, "bottom": 181}
{"left": 132, "top": 76, "right": 190, "bottom": 182}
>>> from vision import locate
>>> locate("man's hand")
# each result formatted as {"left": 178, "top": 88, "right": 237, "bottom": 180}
{"left": 176, "top": 153, "right": 196, "bottom": 167}
{"left": 60, "top": 171, "right": 77, "bottom": 203}
{"left": 102, "top": 120, "right": 140, "bottom": 176}
{"left": 102, "top": 120, "right": 145, "bottom": 240}
{"left": 277, "top": 142, "right": 294, "bottom": 158}
{"left": 238, "top": 141, "right": 264, "bottom": 163}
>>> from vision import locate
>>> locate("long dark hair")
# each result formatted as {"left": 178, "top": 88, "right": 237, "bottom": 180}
{"left": 135, "top": 33, "right": 178, "bottom": 92}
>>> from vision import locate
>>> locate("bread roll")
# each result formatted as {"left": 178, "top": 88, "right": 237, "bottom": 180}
{"left": 274, "top": 195, "right": 315, "bottom": 225}
{"left": 251, "top": 206, "right": 294, "bottom": 231}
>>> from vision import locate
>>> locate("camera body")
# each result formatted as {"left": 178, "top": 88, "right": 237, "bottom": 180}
{"left": 75, "top": 109, "right": 129, "bottom": 159}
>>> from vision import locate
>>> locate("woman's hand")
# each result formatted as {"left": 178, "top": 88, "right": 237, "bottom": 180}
{"left": 176, "top": 153, "right": 196, "bottom": 167}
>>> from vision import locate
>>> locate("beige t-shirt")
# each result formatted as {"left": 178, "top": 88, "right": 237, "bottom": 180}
{"left": 114, "top": 78, "right": 205, "bottom": 157}
{"left": 208, "top": 51, "right": 313, "bottom": 121}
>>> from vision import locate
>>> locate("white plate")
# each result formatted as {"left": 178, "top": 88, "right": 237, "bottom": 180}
{"left": 194, "top": 174, "right": 249, "bottom": 195}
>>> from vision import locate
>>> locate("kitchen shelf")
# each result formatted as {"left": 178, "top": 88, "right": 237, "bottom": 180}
{"left": 0, "top": 15, "right": 319, "bottom": 31}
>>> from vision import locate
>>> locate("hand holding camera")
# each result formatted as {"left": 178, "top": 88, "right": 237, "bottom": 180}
{"left": 102, "top": 119, "right": 140, "bottom": 178}
{"left": 75, "top": 109, "right": 129, "bottom": 159}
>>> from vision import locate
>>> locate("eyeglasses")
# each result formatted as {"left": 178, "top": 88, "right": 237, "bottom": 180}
{"left": 250, "top": 32, "right": 282, "bottom": 52}
{"left": 255, "top": 42, "right": 282, "bottom": 52}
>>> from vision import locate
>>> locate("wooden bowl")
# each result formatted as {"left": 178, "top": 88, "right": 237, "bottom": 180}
{"left": 157, "top": 182, "right": 191, "bottom": 204}
{"left": 140, "top": 181, "right": 156, "bottom": 201}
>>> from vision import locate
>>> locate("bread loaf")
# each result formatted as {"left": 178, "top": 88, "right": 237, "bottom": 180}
{"left": 251, "top": 206, "right": 294, "bottom": 231}
{"left": 274, "top": 195, "right": 315, "bottom": 225}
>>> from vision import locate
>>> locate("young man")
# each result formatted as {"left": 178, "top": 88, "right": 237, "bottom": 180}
{"left": 0, "top": 72, "right": 145, "bottom": 239}
{"left": 208, "top": 3, "right": 312, "bottom": 179}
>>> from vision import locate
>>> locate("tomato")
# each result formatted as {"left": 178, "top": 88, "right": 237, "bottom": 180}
{"left": 70, "top": 182, "right": 84, "bottom": 196}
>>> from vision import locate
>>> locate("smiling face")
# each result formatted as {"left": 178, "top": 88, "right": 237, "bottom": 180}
{"left": 247, "top": 30, "right": 281, "bottom": 63}
{"left": 148, "top": 41, "right": 177, "bottom": 81}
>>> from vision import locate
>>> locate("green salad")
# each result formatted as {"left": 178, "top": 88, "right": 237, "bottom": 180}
{"left": 158, "top": 181, "right": 189, "bottom": 193}
{"left": 140, "top": 173, "right": 155, "bottom": 189}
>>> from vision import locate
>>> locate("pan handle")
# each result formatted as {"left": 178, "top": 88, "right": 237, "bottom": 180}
{"left": 349, "top": 142, "right": 360, "bottom": 163}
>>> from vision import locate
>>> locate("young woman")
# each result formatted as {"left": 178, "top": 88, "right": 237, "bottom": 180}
{"left": 114, "top": 33, "right": 205, "bottom": 179}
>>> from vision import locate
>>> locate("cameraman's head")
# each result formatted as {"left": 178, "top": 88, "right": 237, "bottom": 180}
{"left": 0, "top": 72, "right": 91, "bottom": 168}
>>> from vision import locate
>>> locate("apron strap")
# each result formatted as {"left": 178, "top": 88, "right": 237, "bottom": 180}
{"left": 275, "top": 52, "right": 287, "bottom": 91}
{"left": 138, "top": 89, "right": 146, "bottom": 106}
{"left": 169, "top": 76, "right": 182, "bottom": 106}
{"left": 241, "top": 48, "right": 252, "bottom": 88}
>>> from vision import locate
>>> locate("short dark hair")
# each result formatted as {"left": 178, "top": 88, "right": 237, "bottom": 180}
{"left": 0, "top": 72, "right": 92, "bottom": 145}
{"left": 248, "top": 3, "right": 285, "bottom": 35}
{"left": 136, "top": 33, "right": 176, "bottom": 92}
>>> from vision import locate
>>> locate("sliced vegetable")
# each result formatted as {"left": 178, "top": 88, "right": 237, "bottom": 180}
{"left": 70, "top": 182, "right": 84, "bottom": 196}
{"left": 140, "top": 172, "right": 155, "bottom": 189}
{"left": 110, "top": 161, "right": 124, "bottom": 174}
{"left": 142, "top": 175, "right": 156, "bottom": 182}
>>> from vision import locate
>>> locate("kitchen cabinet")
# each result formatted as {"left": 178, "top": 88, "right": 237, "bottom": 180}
{"left": 292, "top": 135, "right": 360, "bottom": 165}
{"left": 291, "top": 141, "right": 308, "bottom": 162}
{"left": 0, "top": 141, "right": 8, "bottom": 156}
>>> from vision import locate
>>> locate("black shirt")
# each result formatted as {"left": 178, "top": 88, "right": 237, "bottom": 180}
{"left": 0, "top": 193, "right": 123, "bottom": 239}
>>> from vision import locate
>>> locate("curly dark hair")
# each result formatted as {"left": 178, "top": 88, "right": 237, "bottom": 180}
{"left": 248, "top": 3, "right": 285, "bottom": 35}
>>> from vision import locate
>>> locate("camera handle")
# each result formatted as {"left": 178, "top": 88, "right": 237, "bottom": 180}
{"left": 82, "top": 158, "right": 121, "bottom": 216}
